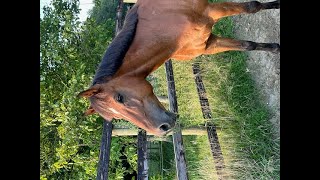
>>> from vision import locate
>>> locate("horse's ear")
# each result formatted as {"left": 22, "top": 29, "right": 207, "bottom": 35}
{"left": 84, "top": 106, "right": 96, "bottom": 116}
{"left": 77, "top": 85, "right": 101, "bottom": 98}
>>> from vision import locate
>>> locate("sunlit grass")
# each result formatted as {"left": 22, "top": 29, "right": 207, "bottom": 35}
{"left": 198, "top": 50, "right": 279, "bottom": 179}
{"left": 183, "top": 135, "right": 218, "bottom": 180}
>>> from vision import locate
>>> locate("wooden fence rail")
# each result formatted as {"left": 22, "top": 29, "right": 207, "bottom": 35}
{"left": 111, "top": 127, "right": 208, "bottom": 136}
{"left": 192, "top": 63, "right": 226, "bottom": 180}
{"left": 165, "top": 60, "right": 189, "bottom": 180}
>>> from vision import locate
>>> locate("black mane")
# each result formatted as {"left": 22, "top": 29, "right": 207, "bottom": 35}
{"left": 92, "top": 5, "right": 139, "bottom": 85}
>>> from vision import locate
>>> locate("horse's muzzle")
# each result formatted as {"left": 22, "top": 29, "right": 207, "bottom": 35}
{"left": 155, "top": 111, "right": 177, "bottom": 135}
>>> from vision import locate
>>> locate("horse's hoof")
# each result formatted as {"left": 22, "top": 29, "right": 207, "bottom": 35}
{"left": 274, "top": 0, "right": 280, "bottom": 9}
{"left": 271, "top": 43, "right": 280, "bottom": 53}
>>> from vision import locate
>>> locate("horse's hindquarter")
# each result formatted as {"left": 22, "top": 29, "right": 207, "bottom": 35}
{"left": 133, "top": 0, "right": 213, "bottom": 61}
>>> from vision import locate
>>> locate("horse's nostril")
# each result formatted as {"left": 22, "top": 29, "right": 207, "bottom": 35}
{"left": 159, "top": 123, "right": 171, "bottom": 132}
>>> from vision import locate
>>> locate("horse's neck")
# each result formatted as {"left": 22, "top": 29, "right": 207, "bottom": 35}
{"left": 114, "top": 48, "right": 172, "bottom": 78}
{"left": 114, "top": 25, "right": 177, "bottom": 77}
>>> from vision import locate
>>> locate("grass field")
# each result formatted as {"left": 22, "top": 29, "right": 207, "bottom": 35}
{"left": 148, "top": 16, "right": 280, "bottom": 180}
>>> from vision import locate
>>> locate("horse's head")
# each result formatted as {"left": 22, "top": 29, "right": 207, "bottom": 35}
{"left": 78, "top": 76, "right": 176, "bottom": 136}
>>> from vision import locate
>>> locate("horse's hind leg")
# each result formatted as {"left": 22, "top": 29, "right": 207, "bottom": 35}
{"left": 204, "top": 34, "right": 280, "bottom": 54}
{"left": 205, "top": 0, "right": 279, "bottom": 21}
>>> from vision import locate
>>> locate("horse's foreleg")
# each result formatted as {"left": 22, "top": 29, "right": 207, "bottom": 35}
{"left": 205, "top": 0, "right": 279, "bottom": 21}
{"left": 204, "top": 34, "right": 280, "bottom": 54}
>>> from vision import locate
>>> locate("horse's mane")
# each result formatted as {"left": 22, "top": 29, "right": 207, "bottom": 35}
{"left": 92, "top": 5, "right": 139, "bottom": 85}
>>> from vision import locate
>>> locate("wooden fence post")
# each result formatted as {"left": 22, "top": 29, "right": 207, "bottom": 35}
{"left": 115, "top": 0, "right": 124, "bottom": 35}
{"left": 96, "top": 121, "right": 113, "bottom": 180}
{"left": 137, "top": 130, "right": 148, "bottom": 180}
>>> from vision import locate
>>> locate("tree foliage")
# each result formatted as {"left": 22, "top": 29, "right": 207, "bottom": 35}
{"left": 89, "top": 0, "right": 118, "bottom": 24}
{"left": 40, "top": 0, "right": 137, "bottom": 179}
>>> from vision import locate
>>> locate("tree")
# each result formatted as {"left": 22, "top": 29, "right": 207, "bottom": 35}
{"left": 40, "top": 0, "right": 138, "bottom": 179}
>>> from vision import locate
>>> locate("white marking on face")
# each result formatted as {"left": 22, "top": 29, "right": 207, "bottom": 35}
{"left": 108, "top": 107, "right": 130, "bottom": 120}
{"left": 108, "top": 108, "right": 120, "bottom": 114}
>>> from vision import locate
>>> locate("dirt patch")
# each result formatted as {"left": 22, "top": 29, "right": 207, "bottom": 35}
{"left": 227, "top": 0, "right": 280, "bottom": 138}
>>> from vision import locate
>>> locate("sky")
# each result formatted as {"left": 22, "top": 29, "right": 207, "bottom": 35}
{"left": 40, "top": 0, "right": 94, "bottom": 22}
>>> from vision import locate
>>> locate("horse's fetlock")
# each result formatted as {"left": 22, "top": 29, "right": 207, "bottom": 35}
{"left": 243, "top": 41, "right": 257, "bottom": 50}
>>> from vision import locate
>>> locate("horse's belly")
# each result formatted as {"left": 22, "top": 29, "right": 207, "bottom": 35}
{"left": 171, "top": 45, "right": 209, "bottom": 60}
{"left": 171, "top": 54, "right": 199, "bottom": 61}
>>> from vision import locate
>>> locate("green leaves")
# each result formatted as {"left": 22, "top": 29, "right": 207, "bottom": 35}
{"left": 41, "top": 0, "right": 105, "bottom": 178}
{"left": 41, "top": 0, "right": 137, "bottom": 179}
{"left": 108, "top": 137, "right": 138, "bottom": 179}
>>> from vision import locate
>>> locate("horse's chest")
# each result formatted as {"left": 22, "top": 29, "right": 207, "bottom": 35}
{"left": 172, "top": 25, "right": 212, "bottom": 60}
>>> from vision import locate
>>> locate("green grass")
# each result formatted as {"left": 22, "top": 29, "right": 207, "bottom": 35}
{"left": 198, "top": 51, "right": 280, "bottom": 179}
{"left": 183, "top": 135, "right": 218, "bottom": 179}
{"left": 149, "top": 16, "right": 280, "bottom": 179}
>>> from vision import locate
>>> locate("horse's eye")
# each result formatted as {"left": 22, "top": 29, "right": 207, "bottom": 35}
{"left": 116, "top": 94, "right": 124, "bottom": 103}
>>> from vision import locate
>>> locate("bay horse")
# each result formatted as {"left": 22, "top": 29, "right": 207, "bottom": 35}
{"left": 78, "top": 0, "right": 280, "bottom": 136}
